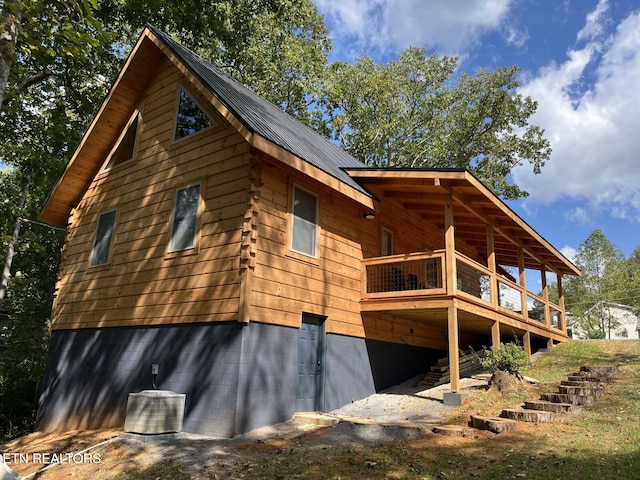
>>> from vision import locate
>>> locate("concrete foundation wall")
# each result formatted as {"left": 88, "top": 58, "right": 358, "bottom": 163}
{"left": 37, "top": 323, "right": 244, "bottom": 437}
{"left": 37, "top": 322, "right": 442, "bottom": 437}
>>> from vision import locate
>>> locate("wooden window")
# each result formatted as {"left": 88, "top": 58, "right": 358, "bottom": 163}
{"left": 291, "top": 185, "right": 318, "bottom": 258}
{"left": 174, "top": 86, "right": 216, "bottom": 142}
{"left": 90, "top": 210, "right": 117, "bottom": 266}
{"left": 104, "top": 110, "right": 139, "bottom": 171}
{"left": 169, "top": 182, "right": 201, "bottom": 252}
{"left": 381, "top": 228, "right": 394, "bottom": 256}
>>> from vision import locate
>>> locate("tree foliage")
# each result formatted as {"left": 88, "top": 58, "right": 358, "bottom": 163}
{"left": 0, "top": 1, "right": 557, "bottom": 435}
{"left": 109, "top": 0, "right": 331, "bottom": 123}
{"left": 564, "top": 229, "right": 630, "bottom": 338}
{"left": 481, "top": 342, "right": 528, "bottom": 375}
{"left": 1, "top": 0, "right": 110, "bottom": 113}
{"left": 317, "top": 48, "right": 550, "bottom": 199}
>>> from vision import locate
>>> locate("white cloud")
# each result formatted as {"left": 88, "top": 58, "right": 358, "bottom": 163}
{"left": 576, "top": 0, "right": 609, "bottom": 43}
{"left": 316, "top": 0, "right": 514, "bottom": 58}
{"left": 561, "top": 245, "right": 578, "bottom": 263}
{"left": 564, "top": 206, "right": 592, "bottom": 225}
{"left": 513, "top": 7, "right": 640, "bottom": 222}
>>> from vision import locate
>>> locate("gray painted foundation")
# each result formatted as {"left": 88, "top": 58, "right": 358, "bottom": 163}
{"left": 37, "top": 321, "right": 441, "bottom": 437}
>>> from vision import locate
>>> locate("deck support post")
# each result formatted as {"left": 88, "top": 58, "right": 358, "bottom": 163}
{"left": 557, "top": 275, "right": 566, "bottom": 331}
{"left": 523, "top": 331, "right": 531, "bottom": 360}
{"left": 447, "top": 300, "right": 460, "bottom": 393}
{"left": 491, "top": 321, "right": 500, "bottom": 348}
{"left": 541, "top": 268, "right": 551, "bottom": 327}
{"left": 518, "top": 248, "right": 528, "bottom": 322}
{"left": 487, "top": 226, "right": 498, "bottom": 308}
{"left": 444, "top": 192, "right": 457, "bottom": 296}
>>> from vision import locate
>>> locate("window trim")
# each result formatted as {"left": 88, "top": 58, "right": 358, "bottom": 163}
{"left": 290, "top": 184, "right": 319, "bottom": 259}
{"left": 167, "top": 180, "right": 204, "bottom": 254}
{"left": 172, "top": 85, "right": 217, "bottom": 144}
{"left": 381, "top": 227, "right": 394, "bottom": 256}
{"left": 102, "top": 108, "right": 141, "bottom": 172}
{"left": 89, "top": 209, "right": 117, "bottom": 267}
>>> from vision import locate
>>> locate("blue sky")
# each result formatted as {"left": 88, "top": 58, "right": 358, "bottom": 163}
{"left": 314, "top": 0, "right": 640, "bottom": 261}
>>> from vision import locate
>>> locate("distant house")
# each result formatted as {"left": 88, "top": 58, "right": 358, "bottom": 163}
{"left": 570, "top": 302, "right": 639, "bottom": 340}
{"left": 36, "top": 26, "right": 580, "bottom": 437}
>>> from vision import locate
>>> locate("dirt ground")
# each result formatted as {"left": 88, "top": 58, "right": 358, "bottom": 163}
{"left": 1, "top": 377, "right": 491, "bottom": 479}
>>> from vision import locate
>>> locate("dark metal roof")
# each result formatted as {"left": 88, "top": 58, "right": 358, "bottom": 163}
{"left": 148, "top": 25, "right": 370, "bottom": 197}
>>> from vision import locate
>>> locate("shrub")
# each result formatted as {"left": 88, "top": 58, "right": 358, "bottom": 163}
{"left": 481, "top": 342, "right": 528, "bottom": 375}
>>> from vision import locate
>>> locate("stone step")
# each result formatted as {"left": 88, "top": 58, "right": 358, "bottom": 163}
{"left": 524, "top": 400, "right": 573, "bottom": 413}
{"left": 540, "top": 392, "right": 598, "bottom": 405}
{"left": 557, "top": 385, "right": 604, "bottom": 397}
{"left": 500, "top": 408, "right": 554, "bottom": 423}
{"left": 469, "top": 415, "right": 518, "bottom": 434}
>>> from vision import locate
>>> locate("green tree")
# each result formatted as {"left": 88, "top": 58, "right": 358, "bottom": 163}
{"left": 1, "top": 0, "right": 107, "bottom": 112}
{"left": 0, "top": 0, "right": 332, "bottom": 435}
{"left": 111, "top": 0, "right": 331, "bottom": 123}
{"left": 564, "top": 229, "right": 627, "bottom": 339}
{"left": 318, "top": 48, "right": 550, "bottom": 200}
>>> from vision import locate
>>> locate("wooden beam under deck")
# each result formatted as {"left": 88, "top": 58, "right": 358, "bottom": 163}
{"left": 360, "top": 294, "right": 569, "bottom": 344}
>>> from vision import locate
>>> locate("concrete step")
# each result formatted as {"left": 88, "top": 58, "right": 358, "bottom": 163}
{"left": 540, "top": 392, "right": 598, "bottom": 405}
{"left": 469, "top": 415, "right": 518, "bottom": 434}
{"left": 557, "top": 385, "right": 604, "bottom": 397}
{"left": 500, "top": 408, "right": 554, "bottom": 423}
{"left": 524, "top": 400, "right": 573, "bottom": 413}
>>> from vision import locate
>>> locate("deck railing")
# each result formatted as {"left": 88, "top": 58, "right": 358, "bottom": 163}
{"left": 362, "top": 251, "right": 446, "bottom": 298}
{"left": 362, "top": 250, "right": 565, "bottom": 332}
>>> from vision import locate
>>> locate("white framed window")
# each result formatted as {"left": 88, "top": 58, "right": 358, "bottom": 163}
{"left": 381, "top": 227, "right": 394, "bottom": 256}
{"left": 168, "top": 182, "right": 202, "bottom": 252}
{"left": 103, "top": 109, "right": 140, "bottom": 171}
{"left": 291, "top": 185, "right": 318, "bottom": 258}
{"left": 174, "top": 86, "right": 216, "bottom": 142}
{"left": 90, "top": 210, "right": 117, "bottom": 266}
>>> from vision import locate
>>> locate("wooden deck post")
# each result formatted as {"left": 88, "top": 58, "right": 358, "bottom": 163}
{"left": 523, "top": 331, "right": 532, "bottom": 360}
{"left": 444, "top": 192, "right": 457, "bottom": 296}
{"left": 557, "top": 274, "right": 566, "bottom": 331}
{"left": 448, "top": 300, "right": 460, "bottom": 392}
{"left": 491, "top": 321, "right": 501, "bottom": 348}
{"left": 518, "top": 248, "right": 528, "bottom": 322}
{"left": 541, "top": 268, "right": 551, "bottom": 327}
{"left": 487, "top": 226, "right": 498, "bottom": 308}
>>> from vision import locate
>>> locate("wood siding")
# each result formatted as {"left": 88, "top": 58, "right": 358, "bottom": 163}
{"left": 251, "top": 158, "right": 452, "bottom": 350}
{"left": 51, "top": 58, "right": 253, "bottom": 330}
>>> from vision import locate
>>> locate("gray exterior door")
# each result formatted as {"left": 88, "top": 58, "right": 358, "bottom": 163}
{"left": 296, "top": 314, "right": 325, "bottom": 412}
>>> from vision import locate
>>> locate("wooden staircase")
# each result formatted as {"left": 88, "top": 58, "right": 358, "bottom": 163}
{"left": 421, "top": 347, "right": 485, "bottom": 388}
{"left": 466, "top": 365, "right": 618, "bottom": 434}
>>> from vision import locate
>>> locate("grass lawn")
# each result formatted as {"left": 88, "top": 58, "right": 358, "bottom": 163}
{"left": 227, "top": 340, "right": 640, "bottom": 480}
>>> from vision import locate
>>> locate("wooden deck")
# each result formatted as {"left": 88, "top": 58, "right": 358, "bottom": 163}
{"left": 361, "top": 249, "right": 569, "bottom": 388}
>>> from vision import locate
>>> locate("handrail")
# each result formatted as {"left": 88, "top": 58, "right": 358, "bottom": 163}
{"left": 361, "top": 250, "right": 444, "bottom": 266}
{"left": 362, "top": 250, "right": 566, "bottom": 333}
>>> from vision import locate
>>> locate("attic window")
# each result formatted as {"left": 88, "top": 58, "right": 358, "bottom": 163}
{"left": 174, "top": 87, "right": 216, "bottom": 141}
{"left": 104, "top": 111, "right": 139, "bottom": 171}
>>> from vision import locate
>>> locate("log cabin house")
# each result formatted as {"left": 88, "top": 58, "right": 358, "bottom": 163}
{"left": 36, "top": 25, "right": 580, "bottom": 437}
